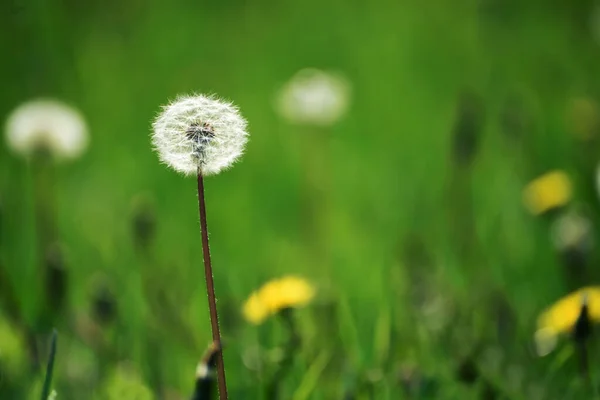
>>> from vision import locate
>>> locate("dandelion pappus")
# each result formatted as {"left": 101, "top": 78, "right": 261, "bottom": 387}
{"left": 186, "top": 122, "right": 215, "bottom": 163}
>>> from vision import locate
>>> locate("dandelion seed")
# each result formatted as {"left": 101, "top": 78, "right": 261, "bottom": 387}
{"left": 522, "top": 170, "right": 572, "bottom": 215}
{"left": 151, "top": 94, "right": 248, "bottom": 176}
{"left": 5, "top": 99, "right": 88, "bottom": 160}
{"left": 535, "top": 287, "right": 600, "bottom": 356}
{"left": 243, "top": 276, "right": 315, "bottom": 325}
{"left": 276, "top": 68, "right": 350, "bottom": 126}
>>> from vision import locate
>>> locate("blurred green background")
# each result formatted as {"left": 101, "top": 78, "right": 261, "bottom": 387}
{"left": 3, "top": 0, "right": 600, "bottom": 398}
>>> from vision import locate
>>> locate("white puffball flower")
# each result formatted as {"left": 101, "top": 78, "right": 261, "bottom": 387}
{"left": 5, "top": 99, "right": 89, "bottom": 160}
{"left": 151, "top": 94, "right": 249, "bottom": 176}
{"left": 551, "top": 209, "right": 593, "bottom": 251}
{"left": 276, "top": 68, "right": 351, "bottom": 126}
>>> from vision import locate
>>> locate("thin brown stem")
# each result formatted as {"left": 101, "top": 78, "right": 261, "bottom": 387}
{"left": 196, "top": 171, "right": 228, "bottom": 400}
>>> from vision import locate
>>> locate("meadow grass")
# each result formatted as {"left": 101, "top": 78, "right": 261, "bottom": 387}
{"left": 2, "top": 1, "right": 600, "bottom": 398}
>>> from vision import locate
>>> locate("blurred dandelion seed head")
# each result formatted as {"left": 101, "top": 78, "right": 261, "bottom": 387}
{"left": 276, "top": 68, "right": 351, "bottom": 126}
{"left": 550, "top": 209, "right": 593, "bottom": 251}
{"left": 151, "top": 94, "right": 248, "bottom": 176}
{"left": 420, "top": 294, "right": 454, "bottom": 333}
{"left": 522, "top": 170, "right": 572, "bottom": 215}
{"left": 242, "top": 276, "right": 315, "bottom": 324}
{"left": 5, "top": 99, "right": 89, "bottom": 160}
{"left": 535, "top": 286, "right": 600, "bottom": 355}
{"left": 241, "top": 345, "right": 264, "bottom": 371}
{"left": 63, "top": 342, "right": 99, "bottom": 385}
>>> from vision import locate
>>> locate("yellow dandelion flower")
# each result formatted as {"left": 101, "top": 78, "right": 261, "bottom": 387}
{"left": 243, "top": 293, "right": 270, "bottom": 325}
{"left": 535, "top": 286, "right": 600, "bottom": 356}
{"left": 523, "top": 170, "right": 572, "bottom": 215}
{"left": 242, "top": 276, "right": 315, "bottom": 325}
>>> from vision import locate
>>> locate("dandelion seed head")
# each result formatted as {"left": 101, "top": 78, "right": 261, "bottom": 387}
{"left": 276, "top": 68, "right": 350, "bottom": 126}
{"left": 151, "top": 94, "right": 249, "bottom": 176}
{"left": 550, "top": 209, "right": 592, "bottom": 251}
{"left": 5, "top": 99, "right": 89, "bottom": 160}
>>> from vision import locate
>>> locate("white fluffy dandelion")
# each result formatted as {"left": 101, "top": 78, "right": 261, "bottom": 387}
{"left": 150, "top": 93, "right": 248, "bottom": 399}
{"left": 151, "top": 94, "right": 248, "bottom": 176}
{"left": 276, "top": 68, "right": 351, "bottom": 126}
{"left": 5, "top": 99, "right": 89, "bottom": 160}
{"left": 551, "top": 209, "right": 593, "bottom": 251}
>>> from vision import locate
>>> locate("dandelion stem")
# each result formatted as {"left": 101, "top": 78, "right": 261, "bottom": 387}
{"left": 196, "top": 171, "right": 228, "bottom": 400}
{"left": 32, "top": 151, "right": 57, "bottom": 261}
{"left": 266, "top": 308, "right": 300, "bottom": 399}
{"left": 578, "top": 342, "right": 593, "bottom": 393}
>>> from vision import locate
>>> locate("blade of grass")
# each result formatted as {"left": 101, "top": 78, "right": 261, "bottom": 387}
{"left": 292, "top": 351, "right": 331, "bottom": 400}
{"left": 373, "top": 304, "right": 391, "bottom": 367}
{"left": 40, "top": 329, "right": 57, "bottom": 400}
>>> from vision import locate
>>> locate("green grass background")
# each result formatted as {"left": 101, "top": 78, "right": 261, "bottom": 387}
{"left": 2, "top": 0, "right": 600, "bottom": 398}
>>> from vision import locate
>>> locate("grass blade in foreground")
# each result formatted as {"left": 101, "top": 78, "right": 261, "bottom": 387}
{"left": 40, "top": 329, "right": 58, "bottom": 400}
